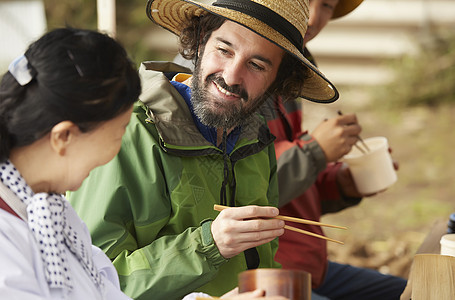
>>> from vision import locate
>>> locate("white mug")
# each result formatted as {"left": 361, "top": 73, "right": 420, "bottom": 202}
{"left": 440, "top": 234, "right": 455, "bottom": 257}
{"left": 341, "top": 136, "right": 397, "bottom": 195}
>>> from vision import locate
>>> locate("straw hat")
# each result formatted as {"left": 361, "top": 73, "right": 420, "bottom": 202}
{"left": 146, "top": 0, "right": 339, "bottom": 103}
{"left": 332, "top": 0, "right": 364, "bottom": 19}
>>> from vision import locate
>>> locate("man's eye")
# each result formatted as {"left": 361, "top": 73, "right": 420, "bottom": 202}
{"left": 250, "top": 62, "right": 265, "bottom": 71}
{"left": 218, "top": 47, "right": 229, "bottom": 55}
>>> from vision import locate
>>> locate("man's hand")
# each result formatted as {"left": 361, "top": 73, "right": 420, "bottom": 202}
{"left": 336, "top": 163, "right": 363, "bottom": 198}
{"left": 311, "top": 113, "right": 362, "bottom": 162}
{"left": 211, "top": 206, "right": 285, "bottom": 259}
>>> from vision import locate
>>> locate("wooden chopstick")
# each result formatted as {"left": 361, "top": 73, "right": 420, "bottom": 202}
{"left": 275, "top": 214, "right": 347, "bottom": 230}
{"left": 354, "top": 143, "right": 367, "bottom": 154}
{"left": 213, "top": 205, "right": 346, "bottom": 245}
{"left": 214, "top": 204, "right": 347, "bottom": 230}
{"left": 284, "top": 225, "right": 344, "bottom": 245}
{"left": 357, "top": 136, "right": 370, "bottom": 152}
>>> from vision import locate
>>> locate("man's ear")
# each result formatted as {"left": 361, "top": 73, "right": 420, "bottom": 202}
{"left": 49, "top": 121, "right": 80, "bottom": 156}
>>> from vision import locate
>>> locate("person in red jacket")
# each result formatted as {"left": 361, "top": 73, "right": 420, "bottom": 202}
{"left": 261, "top": 0, "right": 408, "bottom": 299}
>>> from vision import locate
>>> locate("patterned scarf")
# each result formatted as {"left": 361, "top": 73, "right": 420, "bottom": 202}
{"left": 0, "top": 160, "right": 103, "bottom": 291}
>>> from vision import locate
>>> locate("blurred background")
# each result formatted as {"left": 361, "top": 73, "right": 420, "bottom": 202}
{"left": 1, "top": 0, "right": 454, "bottom": 280}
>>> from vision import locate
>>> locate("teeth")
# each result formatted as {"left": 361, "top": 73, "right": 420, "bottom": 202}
{"left": 214, "top": 81, "right": 237, "bottom": 97}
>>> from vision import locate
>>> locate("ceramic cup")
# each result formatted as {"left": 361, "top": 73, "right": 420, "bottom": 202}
{"left": 238, "top": 268, "right": 311, "bottom": 300}
{"left": 341, "top": 136, "right": 397, "bottom": 195}
{"left": 440, "top": 234, "right": 455, "bottom": 257}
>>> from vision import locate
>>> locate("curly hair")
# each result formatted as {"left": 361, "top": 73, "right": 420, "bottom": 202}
{"left": 268, "top": 52, "right": 310, "bottom": 102}
{"left": 178, "top": 14, "right": 309, "bottom": 102}
{"left": 179, "top": 14, "right": 225, "bottom": 61}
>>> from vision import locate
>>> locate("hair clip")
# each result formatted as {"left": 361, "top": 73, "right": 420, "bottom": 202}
{"left": 67, "top": 50, "right": 84, "bottom": 77}
{"left": 8, "top": 55, "right": 35, "bottom": 86}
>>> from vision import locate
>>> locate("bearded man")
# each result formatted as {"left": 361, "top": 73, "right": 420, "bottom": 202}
{"left": 69, "top": 0, "right": 338, "bottom": 299}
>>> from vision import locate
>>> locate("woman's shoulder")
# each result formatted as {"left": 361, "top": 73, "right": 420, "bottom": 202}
{"left": 0, "top": 209, "right": 32, "bottom": 245}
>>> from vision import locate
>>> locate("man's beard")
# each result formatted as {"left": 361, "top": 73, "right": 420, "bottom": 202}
{"left": 190, "top": 62, "right": 270, "bottom": 129}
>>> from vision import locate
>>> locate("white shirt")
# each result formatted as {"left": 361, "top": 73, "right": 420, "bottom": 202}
{"left": 0, "top": 205, "right": 131, "bottom": 300}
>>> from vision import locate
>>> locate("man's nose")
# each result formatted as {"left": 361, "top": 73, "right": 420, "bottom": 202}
{"left": 222, "top": 60, "right": 244, "bottom": 87}
{"left": 307, "top": 2, "right": 320, "bottom": 29}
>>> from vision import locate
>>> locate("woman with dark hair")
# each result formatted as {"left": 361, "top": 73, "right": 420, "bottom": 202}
{"left": 0, "top": 27, "right": 141, "bottom": 299}
{"left": 0, "top": 27, "right": 286, "bottom": 300}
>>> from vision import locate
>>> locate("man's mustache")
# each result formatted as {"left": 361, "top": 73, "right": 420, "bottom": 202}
{"left": 206, "top": 74, "right": 249, "bottom": 102}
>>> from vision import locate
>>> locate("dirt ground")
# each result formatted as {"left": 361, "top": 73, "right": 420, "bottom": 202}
{"left": 301, "top": 86, "right": 455, "bottom": 280}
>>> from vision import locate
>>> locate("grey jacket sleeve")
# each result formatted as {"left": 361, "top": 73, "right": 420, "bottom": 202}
{"left": 277, "top": 133, "right": 327, "bottom": 207}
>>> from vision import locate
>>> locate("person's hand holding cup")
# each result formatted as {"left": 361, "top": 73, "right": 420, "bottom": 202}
{"left": 341, "top": 136, "right": 397, "bottom": 195}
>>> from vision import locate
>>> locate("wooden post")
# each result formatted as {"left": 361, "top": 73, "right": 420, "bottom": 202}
{"left": 97, "top": 0, "right": 116, "bottom": 38}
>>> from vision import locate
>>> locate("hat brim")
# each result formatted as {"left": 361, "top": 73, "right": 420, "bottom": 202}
{"left": 332, "top": 0, "right": 364, "bottom": 19}
{"left": 146, "top": 0, "right": 339, "bottom": 103}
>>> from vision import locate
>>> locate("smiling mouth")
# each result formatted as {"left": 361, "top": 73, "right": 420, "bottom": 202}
{"left": 213, "top": 80, "right": 241, "bottom": 98}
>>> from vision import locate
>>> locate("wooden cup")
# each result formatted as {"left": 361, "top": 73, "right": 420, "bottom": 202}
{"left": 238, "top": 268, "right": 311, "bottom": 300}
{"left": 410, "top": 254, "right": 455, "bottom": 300}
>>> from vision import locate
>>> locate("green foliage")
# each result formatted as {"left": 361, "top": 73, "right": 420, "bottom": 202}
{"left": 376, "top": 28, "right": 455, "bottom": 107}
{"left": 45, "top": 0, "right": 98, "bottom": 30}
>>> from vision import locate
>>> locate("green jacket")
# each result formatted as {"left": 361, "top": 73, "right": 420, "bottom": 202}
{"left": 69, "top": 62, "right": 281, "bottom": 300}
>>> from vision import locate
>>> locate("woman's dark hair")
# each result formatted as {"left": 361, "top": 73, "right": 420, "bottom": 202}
{"left": 0, "top": 28, "right": 141, "bottom": 162}
{"left": 178, "top": 14, "right": 309, "bottom": 102}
